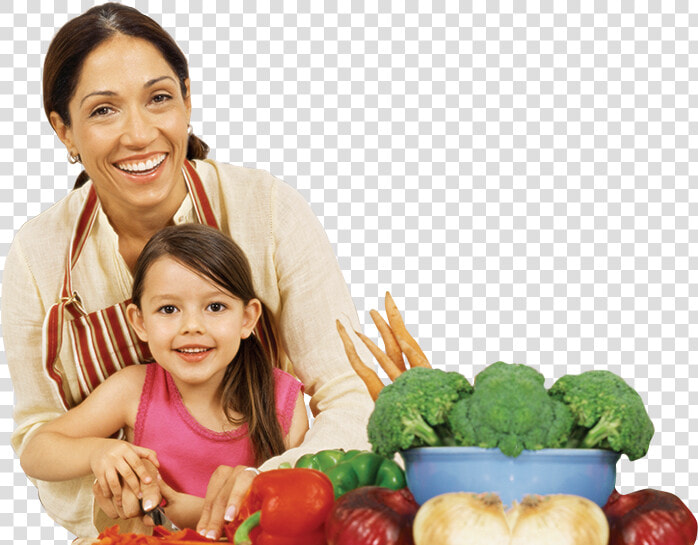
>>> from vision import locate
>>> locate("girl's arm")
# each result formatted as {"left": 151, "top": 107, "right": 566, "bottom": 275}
{"left": 19, "top": 365, "right": 156, "bottom": 499}
{"left": 284, "top": 391, "right": 310, "bottom": 450}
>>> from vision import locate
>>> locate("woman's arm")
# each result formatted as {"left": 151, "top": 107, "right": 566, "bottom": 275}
{"left": 267, "top": 180, "right": 375, "bottom": 463}
{"left": 3, "top": 227, "right": 142, "bottom": 535}
{"left": 20, "top": 365, "right": 154, "bottom": 498}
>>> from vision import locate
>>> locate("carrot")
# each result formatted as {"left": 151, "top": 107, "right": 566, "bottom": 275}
{"left": 336, "top": 320, "right": 384, "bottom": 400}
{"left": 384, "top": 292, "right": 431, "bottom": 369}
{"left": 354, "top": 329, "right": 404, "bottom": 381}
{"left": 369, "top": 309, "right": 406, "bottom": 372}
{"left": 394, "top": 334, "right": 431, "bottom": 368}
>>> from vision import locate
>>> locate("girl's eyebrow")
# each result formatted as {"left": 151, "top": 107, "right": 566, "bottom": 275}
{"left": 79, "top": 76, "right": 177, "bottom": 106}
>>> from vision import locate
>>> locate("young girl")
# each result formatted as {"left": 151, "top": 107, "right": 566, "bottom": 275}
{"left": 20, "top": 224, "right": 309, "bottom": 530}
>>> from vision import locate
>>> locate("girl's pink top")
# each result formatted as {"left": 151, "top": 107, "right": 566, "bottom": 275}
{"left": 134, "top": 363, "right": 302, "bottom": 497}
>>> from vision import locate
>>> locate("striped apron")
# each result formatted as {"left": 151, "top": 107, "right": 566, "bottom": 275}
{"left": 42, "top": 160, "right": 219, "bottom": 410}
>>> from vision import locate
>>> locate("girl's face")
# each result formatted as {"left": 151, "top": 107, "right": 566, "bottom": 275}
{"left": 51, "top": 34, "right": 192, "bottom": 218}
{"left": 127, "top": 256, "right": 261, "bottom": 395}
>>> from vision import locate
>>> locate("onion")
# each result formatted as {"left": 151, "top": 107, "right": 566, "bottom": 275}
{"left": 412, "top": 492, "right": 609, "bottom": 545}
{"left": 508, "top": 494, "right": 609, "bottom": 545}
{"left": 412, "top": 492, "right": 510, "bottom": 545}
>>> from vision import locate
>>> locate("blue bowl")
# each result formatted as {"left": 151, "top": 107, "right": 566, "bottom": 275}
{"left": 401, "top": 446, "right": 620, "bottom": 507}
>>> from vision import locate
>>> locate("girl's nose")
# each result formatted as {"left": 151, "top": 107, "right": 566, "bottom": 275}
{"left": 120, "top": 108, "right": 158, "bottom": 149}
{"left": 180, "top": 312, "right": 205, "bottom": 335}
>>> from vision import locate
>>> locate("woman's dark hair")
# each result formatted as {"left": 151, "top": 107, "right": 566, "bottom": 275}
{"left": 131, "top": 224, "right": 285, "bottom": 465}
{"left": 43, "top": 3, "right": 209, "bottom": 189}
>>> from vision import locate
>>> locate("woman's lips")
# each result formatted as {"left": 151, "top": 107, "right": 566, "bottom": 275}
{"left": 114, "top": 153, "right": 168, "bottom": 183}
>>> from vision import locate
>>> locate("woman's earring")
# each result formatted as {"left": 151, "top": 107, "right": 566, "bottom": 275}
{"left": 187, "top": 124, "right": 193, "bottom": 135}
{"left": 68, "top": 152, "right": 81, "bottom": 164}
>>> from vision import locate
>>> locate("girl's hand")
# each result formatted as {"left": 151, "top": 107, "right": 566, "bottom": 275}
{"left": 146, "top": 475, "right": 204, "bottom": 531}
{"left": 93, "top": 458, "right": 162, "bottom": 520}
{"left": 89, "top": 439, "right": 160, "bottom": 501}
{"left": 197, "top": 465, "right": 258, "bottom": 540}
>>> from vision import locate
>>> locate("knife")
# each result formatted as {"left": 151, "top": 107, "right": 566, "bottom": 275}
{"left": 142, "top": 501, "right": 180, "bottom": 532}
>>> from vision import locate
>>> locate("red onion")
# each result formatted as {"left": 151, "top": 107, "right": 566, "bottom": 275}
{"left": 603, "top": 488, "right": 697, "bottom": 545}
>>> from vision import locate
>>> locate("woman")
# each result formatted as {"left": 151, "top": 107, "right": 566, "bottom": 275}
{"left": 2, "top": 3, "right": 372, "bottom": 541}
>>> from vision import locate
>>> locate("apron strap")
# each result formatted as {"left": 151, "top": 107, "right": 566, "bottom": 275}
{"left": 43, "top": 185, "right": 100, "bottom": 409}
{"left": 183, "top": 160, "right": 219, "bottom": 229}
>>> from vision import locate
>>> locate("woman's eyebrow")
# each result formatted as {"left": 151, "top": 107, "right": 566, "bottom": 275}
{"left": 80, "top": 90, "right": 116, "bottom": 106}
{"left": 145, "top": 75, "right": 177, "bottom": 88}
{"left": 79, "top": 76, "right": 176, "bottom": 106}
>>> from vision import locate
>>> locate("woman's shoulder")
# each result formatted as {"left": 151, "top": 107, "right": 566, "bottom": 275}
{"left": 7, "top": 184, "right": 93, "bottom": 271}
{"left": 194, "top": 159, "right": 278, "bottom": 189}
{"left": 193, "top": 159, "right": 305, "bottom": 203}
{"left": 14, "top": 183, "right": 92, "bottom": 238}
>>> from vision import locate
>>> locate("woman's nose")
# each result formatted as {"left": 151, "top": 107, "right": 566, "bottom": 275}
{"left": 120, "top": 108, "right": 158, "bottom": 149}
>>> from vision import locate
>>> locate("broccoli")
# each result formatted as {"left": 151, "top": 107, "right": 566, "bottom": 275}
{"left": 446, "top": 361, "right": 575, "bottom": 457}
{"left": 548, "top": 370, "right": 654, "bottom": 461}
{"left": 367, "top": 367, "right": 473, "bottom": 459}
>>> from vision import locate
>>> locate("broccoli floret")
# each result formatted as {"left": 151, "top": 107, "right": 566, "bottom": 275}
{"left": 548, "top": 370, "right": 654, "bottom": 461}
{"left": 446, "top": 361, "right": 575, "bottom": 457}
{"left": 367, "top": 367, "right": 473, "bottom": 459}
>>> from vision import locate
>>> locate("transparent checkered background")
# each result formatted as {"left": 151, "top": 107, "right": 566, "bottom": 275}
{"left": 2, "top": 1, "right": 698, "bottom": 543}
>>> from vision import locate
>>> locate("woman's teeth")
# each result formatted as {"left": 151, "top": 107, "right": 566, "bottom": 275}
{"left": 177, "top": 348, "right": 209, "bottom": 353}
{"left": 116, "top": 154, "right": 166, "bottom": 173}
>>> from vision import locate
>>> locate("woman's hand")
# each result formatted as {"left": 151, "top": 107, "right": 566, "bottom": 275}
{"left": 196, "top": 465, "right": 259, "bottom": 540}
{"left": 89, "top": 439, "right": 160, "bottom": 502}
{"left": 93, "top": 458, "right": 162, "bottom": 522}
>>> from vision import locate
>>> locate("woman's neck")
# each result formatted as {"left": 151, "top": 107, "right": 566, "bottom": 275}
{"left": 101, "top": 184, "right": 188, "bottom": 271}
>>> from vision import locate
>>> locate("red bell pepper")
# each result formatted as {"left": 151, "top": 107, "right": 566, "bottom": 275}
{"left": 228, "top": 468, "right": 335, "bottom": 545}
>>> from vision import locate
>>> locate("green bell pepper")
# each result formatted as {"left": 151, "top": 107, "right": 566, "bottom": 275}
{"left": 294, "top": 449, "right": 406, "bottom": 498}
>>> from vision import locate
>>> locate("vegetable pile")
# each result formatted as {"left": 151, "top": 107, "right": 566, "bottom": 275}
{"left": 340, "top": 292, "right": 654, "bottom": 461}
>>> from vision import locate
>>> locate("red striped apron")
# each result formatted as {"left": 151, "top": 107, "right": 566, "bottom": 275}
{"left": 42, "top": 161, "right": 219, "bottom": 410}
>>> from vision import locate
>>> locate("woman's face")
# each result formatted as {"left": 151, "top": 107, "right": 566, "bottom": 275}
{"left": 52, "top": 34, "right": 192, "bottom": 218}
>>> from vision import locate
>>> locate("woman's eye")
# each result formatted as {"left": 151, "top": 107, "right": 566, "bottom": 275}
{"left": 152, "top": 93, "right": 172, "bottom": 104}
{"left": 158, "top": 305, "right": 178, "bottom": 314}
{"left": 89, "top": 106, "right": 112, "bottom": 117}
{"left": 207, "top": 302, "right": 225, "bottom": 312}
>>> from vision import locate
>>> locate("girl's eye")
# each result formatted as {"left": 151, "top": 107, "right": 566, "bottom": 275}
{"left": 158, "top": 305, "right": 178, "bottom": 314}
{"left": 207, "top": 302, "right": 226, "bottom": 312}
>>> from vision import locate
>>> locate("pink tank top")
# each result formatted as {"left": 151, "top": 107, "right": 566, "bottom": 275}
{"left": 134, "top": 363, "right": 302, "bottom": 497}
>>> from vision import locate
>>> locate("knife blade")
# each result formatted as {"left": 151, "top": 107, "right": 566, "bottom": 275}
{"left": 142, "top": 501, "right": 180, "bottom": 533}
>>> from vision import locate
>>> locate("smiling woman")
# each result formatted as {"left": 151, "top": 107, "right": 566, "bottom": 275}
{"left": 2, "top": 3, "right": 373, "bottom": 543}
{"left": 50, "top": 35, "right": 191, "bottom": 269}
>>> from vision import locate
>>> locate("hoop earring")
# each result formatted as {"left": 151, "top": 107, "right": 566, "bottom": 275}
{"left": 68, "top": 152, "right": 81, "bottom": 164}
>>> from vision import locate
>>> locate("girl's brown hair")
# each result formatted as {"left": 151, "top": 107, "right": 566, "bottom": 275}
{"left": 131, "top": 224, "right": 285, "bottom": 465}
{"left": 43, "top": 3, "right": 209, "bottom": 189}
